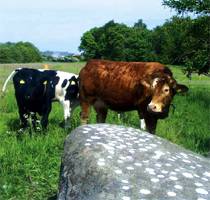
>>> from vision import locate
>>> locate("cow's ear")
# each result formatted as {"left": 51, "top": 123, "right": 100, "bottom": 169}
{"left": 174, "top": 84, "right": 189, "bottom": 93}
{"left": 43, "top": 80, "right": 48, "bottom": 85}
{"left": 69, "top": 76, "right": 78, "bottom": 85}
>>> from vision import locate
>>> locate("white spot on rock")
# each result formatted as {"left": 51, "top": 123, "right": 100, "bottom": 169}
{"left": 153, "top": 150, "right": 165, "bottom": 159}
{"left": 115, "top": 169, "right": 123, "bottom": 174}
{"left": 203, "top": 171, "right": 210, "bottom": 177}
{"left": 195, "top": 182, "right": 203, "bottom": 187}
{"left": 126, "top": 166, "right": 134, "bottom": 171}
{"left": 122, "top": 186, "right": 130, "bottom": 190}
{"left": 134, "top": 162, "right": 142, "bottom": 167}
{"left": 140, "top": 189, "right": 151, "bottom": 195}
{"left": 91, "top": 136, "right": 101, "bottom": 140}
{"left": 155, "top": 163, "right": 162, "bottom": 168}
{"left": 122, "top": 196, "right": 130, "bottom": 200}
{"left": 174, "top": 185, "right": 183, "bottom": 190}
{"left": 201, "top": 177, "right": 208, "bottom": 182}
{"left": 196, "top": 188, "right": 208, "bottom": 195}
{"left": 182, "top": 159, "right": 191, "bottom": 163}
{"left": 86, "top": 139, "right": 93, "bottom": 142}
{"left": 157, "top": 175, "right": 165, "bottom": 178}
{"left": 167, "top": 191, "right": 176, "bottom": 197}
{"left": 169, "top": 176, "right": 178, "bottom": 181}
{"left": 182, "top": 172, "right": 193, "bottom": 178}
{"left": 97, "top": 161, "right": 105, "bottom": 166}
{"left": 161, "top": 170, "right": 168, "bottom": 174}
{"left": 121, "top": 180, "right": 129, "bottom": 184}
{"left": 151, "top": 178, "right": 159, "bottom": 183}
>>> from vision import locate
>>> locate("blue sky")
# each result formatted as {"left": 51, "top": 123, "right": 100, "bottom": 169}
{"left": 0, "top": 0, "right": 175, "bottom": 53}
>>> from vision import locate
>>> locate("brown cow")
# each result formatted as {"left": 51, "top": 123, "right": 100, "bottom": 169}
{"left": 79, "top": 60, "right": 188, "bottom": 134}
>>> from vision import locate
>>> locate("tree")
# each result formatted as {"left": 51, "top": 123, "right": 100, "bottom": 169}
{"left": 79, "top": 20, "right": 154, "bottom": 61}
{"left": 163, "top": 0, "right": 210, "bottom": 75}
{"left": 0, "top": 42, "right": 42, "bottom": 63}
{"left": 162, "top": 0, "right": 210, "bottom": 15}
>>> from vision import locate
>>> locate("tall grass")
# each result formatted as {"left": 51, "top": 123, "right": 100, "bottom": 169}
{"left": 0, "top": 62, "right": 209, "bottom": 199}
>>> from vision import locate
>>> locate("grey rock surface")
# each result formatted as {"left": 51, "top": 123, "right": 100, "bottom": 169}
{"left": 58, "top": 124, "right": 210, "bottom": 200}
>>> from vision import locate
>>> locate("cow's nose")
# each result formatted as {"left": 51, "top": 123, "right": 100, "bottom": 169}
{"left": 148, "top": 103, "right": 162, "bottom": 113}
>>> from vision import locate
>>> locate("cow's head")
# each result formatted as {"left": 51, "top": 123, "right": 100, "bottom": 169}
{"left": 65, "top": 76, "right": 79, "bottom": 100}
{"left": 23, "top": 77, "right": 49, "bottom": 101}
{"left": 143, "top": 71, "right": 188, "bottom": 117}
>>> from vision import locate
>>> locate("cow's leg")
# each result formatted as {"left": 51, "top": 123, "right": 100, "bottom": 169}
{"left": 137, "top": 111, "right": 146, "bottom": 130}
{"left": 31, "top": 112, "right": 41, "bottom": 132}
{"left": 18, "top": 106, "right": 29, "bottom": 130}
{"left": 140, "top": 118, "right": 146, "bottom": 130}
{"left": 40, "top": 103, "right": 52, "bottom": 130}
{"left": 80, "top": 101, "right": 90, "bottom": 125}
{"left": 143, "top": 113, "right": 157, "bottom": 134}
{"left": 61, "top": 100, "right": 71, "bottom": 129}
{"left": 93, "top": 101, "right": 108, "bottom": 123}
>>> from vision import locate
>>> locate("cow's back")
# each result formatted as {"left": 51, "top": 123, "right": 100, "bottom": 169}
{"left": 79, "top": 60, "right": 165, "bottom": 110}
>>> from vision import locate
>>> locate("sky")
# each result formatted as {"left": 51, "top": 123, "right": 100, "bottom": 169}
{"left": 0, "top": 0, "right": 175, "bottom": 53}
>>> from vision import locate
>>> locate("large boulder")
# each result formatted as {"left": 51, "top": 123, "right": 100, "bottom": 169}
{"left": 58, "top": 124, "right": 210, "bottom": 200}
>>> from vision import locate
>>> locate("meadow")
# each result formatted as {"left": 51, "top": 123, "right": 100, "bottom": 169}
{"left": 0, "top": 62, "right": 209, "bottom": 199}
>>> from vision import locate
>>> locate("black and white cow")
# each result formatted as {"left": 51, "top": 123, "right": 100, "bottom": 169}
{"left": 2, "top": 68, "right": 79, "bottom": 130}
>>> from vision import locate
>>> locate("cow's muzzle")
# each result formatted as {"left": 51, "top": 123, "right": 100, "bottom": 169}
{"left": 147, "top": 103, "right": 169, "bottom": 118}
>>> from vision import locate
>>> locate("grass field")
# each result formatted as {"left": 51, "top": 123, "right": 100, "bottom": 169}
{"left": 0, "top": 62, "right": 209, "bottom": 199}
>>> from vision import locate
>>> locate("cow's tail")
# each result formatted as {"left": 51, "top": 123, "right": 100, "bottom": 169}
{"left": 2, "top": 68, "right": 21, "bottom": 93}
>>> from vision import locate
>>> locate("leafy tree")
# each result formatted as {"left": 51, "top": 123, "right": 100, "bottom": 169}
{"left": 0, "top": 42, "right": 42, "bottom": 63}
{"left": 79, "top": 20, "right": 154, "bottom": 61}
{"left": 163, "top": 0, "right": 210, "bottom": 14}
{"left": 151, "top": 16, "right": 192, "bottom": 64}
{"left": 162, "top": 0, "right": 210, "bottom": 74}
{"left": 134, "top": 19, "right": 147, "bottom": 29}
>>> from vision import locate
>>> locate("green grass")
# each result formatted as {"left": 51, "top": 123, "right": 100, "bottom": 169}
{"left": 0, "top": 62, "right": 209, "bottom": 199}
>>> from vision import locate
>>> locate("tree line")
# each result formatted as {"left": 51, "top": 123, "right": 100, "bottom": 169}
{"left": 0, "top": 42, "right": 43, "bottom": 63}
{"left": 79, "top": 0, "right": 210, "bottom": 75}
